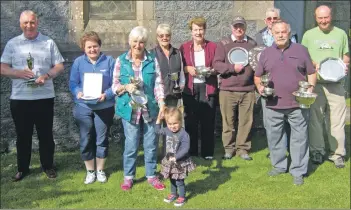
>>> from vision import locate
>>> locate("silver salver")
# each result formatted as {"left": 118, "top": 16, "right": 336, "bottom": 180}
{"left": 248, "top": 46, "right": 266, "bottom": 71}
{"left": 227, "top": 47, "right": 249, "bottom": 66}
{"left": 130, "top": 91, "right": 148, "bottom": 109}
{"left": 318, "top": 57, "right": 346, "bottom": 82}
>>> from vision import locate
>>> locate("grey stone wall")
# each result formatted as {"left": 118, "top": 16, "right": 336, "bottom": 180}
{"left": 154, "top": 1, "right": 259, "bottom": 48}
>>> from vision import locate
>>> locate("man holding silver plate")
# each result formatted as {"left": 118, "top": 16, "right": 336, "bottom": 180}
{"left": 302, "top": 5, "right": 350, "bottom": 168}
{"left": 213, "top": 16, "right": 257, "bottom": 161}
{"left": 254, "top": 20, "right": 316, "bottom": 185}
{"left": 1, "top": 10, "right": 65, "bottom": 181}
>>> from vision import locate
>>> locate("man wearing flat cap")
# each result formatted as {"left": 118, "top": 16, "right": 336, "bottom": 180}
{"left": 213, "top": 16, "right": 257, "bottom": 160}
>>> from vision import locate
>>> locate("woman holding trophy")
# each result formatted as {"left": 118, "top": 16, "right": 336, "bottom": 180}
{"left": 151, "top": 23, "right": 186, "bottom": 157}
{"left": 179, "top": 17, "right": 218, "bottom": 160}
{"left": 69, "top": 31, "right": 116, "bottom": 184}
{"left": 151, "top": 23, "right": 185, "bottom": 107}
{"left": 112, "top": 26, "right": 166, "bottom": 191}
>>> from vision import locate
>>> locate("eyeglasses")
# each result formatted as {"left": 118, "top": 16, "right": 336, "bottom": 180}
{"left": 266, "top": 17, "right": 279, "bottom": 21}
{"left": 158, "top": 34, "right": 171, "bottom": 39}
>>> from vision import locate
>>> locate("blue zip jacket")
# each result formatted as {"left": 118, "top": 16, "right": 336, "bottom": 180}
{"left": 69, "top": 53, "right": 116, "bottom": 110}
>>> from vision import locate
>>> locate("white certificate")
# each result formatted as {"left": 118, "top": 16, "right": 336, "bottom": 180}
{"left": 82, "top": 73, "right": 103, "bottom": 99}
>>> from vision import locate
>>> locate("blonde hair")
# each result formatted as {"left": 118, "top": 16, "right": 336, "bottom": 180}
{"left": 164, "top": 107, "right": 182, "bottom": 123}
{"left": 188, "top": 16, "right": 207, "bottom": 30}
{"left": 129, "top": 26, "right": 148, "bottom": 43}
{"left": 265, "top": 8, "right": 281, "bottom": 18}
{"left": 156, "top": 23, "right": 172, "bottom": 36}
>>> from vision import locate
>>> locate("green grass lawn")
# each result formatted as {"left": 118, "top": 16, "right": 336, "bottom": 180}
{"left": 346, "top": 97, "right": 350, "bottom": 107}
{"left": 1, "top": 125, "right": 350, "bottom": 209}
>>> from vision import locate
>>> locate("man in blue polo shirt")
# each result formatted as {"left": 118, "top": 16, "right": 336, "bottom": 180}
{"left": 254, "top": 20, "right": 316, "bottom": 185}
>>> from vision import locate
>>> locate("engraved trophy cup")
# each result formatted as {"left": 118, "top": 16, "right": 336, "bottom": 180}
{"left": 292, "top": 81, "right": 317, "bottom": 109}
{"left": 260, "top": 73, "right": 275, "bottom": 98}
{"left": 169, "top": 72, "right": 181, "bottom": 94}
{"left": 128, "top": 75, "right": 148, "bottom": 110}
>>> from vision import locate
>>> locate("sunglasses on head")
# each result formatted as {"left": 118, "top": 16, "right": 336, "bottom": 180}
{"left": 266, "top": 17, "right": 279, "bottom": 21}
{"left": 158, "top": 34, "right": 171, "bottom": 38}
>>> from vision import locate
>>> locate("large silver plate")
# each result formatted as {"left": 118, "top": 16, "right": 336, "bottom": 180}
{"left": 227, "top": 47, "right": 248, "bottom": 66}
{"left": 319, "top": 57, "right": 346, "bottom": 82}
{"left": 248, "top": 46, "right": 266, "bottom": 71}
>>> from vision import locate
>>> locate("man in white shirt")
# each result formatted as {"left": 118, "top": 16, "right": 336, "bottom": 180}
{"left": 1, "top": 10, "right": 65, "bottom": 181}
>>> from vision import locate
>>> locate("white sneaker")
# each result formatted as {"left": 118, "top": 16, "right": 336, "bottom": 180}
{"left": 97, "top": 170, "right": 107, "bottom": 183}
{"left": 84, "top": 171, "right": 96, "bottom": 184}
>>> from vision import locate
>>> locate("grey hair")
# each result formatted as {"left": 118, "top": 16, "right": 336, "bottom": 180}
{"left": 272, "top": 20, "right": 291, "bottom": 33}
{"left": 265, "top": 7, "right": 281, "bottom": 18}
{"left": 19, "top": 10, "right": 38, "bottom": 21}
{"left": 129, "top": 26, "right": 148, "bottom": 43}
{"left": 156, "top": 23, "right": 172, "bottom": 36}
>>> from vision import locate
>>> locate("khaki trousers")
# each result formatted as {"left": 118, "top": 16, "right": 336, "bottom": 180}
{"left": 309, "top": 82, "right": 346, "bottom": 160}
{"left": 219, "top": 90, "right": 255, "bottom": 155}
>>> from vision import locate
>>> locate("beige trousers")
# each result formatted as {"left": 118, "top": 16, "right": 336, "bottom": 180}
{"left": 309, "top": 82, "right": 347, "bottom": 160}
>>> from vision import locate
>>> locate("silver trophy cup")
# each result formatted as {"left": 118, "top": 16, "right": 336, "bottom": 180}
{"left": 260, "top": 73, "right": 275, "bottom": 97}
{"left": 169, "top": 72, "right": 181, "bottom": 94}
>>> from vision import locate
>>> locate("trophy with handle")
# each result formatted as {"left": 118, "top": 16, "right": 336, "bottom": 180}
{"left": 169, "top": 72, "right": 182, "bottom": 94}
{"left": 260, "top": 73, "right": 275, "bottom": 98}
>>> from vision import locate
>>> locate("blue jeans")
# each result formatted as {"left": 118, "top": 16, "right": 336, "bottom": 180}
{"left": 122, "top": 119, "right": 158, "bottom": 179}
{"left": 170, "top": 179, "right": 185, "bottom": 197}
{"left": 73, "top": 105, "right": 114, "bottom": 161}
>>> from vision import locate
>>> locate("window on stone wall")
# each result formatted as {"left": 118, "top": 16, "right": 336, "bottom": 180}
{"left": 89, "top": 1, "right": 136, "bottom": 20}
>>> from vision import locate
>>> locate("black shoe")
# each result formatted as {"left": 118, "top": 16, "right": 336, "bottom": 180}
{"left": 12, "top": 171, "right": 29, "bottom": 182}
{"left": 222, "top": 153, "right": 233, "bottom": 160}
{"left": 44, "top": 168, "right": 57, "bottom": 179}
{"left": 239, "top": 154, "right": 253, "bottom": 161}
{"left": 311, "top": 153, "right": 323, "bottom": 165}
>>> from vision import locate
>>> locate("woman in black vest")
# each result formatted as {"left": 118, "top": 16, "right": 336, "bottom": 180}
{"left": 151, "top": 24, "right": 185, "bottom": 107}
{"left": 151, "top": 24, "right": 185, "bottom": 157}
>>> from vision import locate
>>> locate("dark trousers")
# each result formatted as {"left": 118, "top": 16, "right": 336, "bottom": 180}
{"left": 73, "top": 105, "right": 115, "bottom": 161}
{"left": 183, "top": 83, "right": 216, "bottom": 157}
{"left": 10, "top": 98, "right": 55, "bottom": 172}
{"left": 170, "top": 179, "right": 185, "bottom": 197}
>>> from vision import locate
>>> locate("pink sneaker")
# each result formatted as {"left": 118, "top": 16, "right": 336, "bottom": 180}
{"left": 120, "top": 178, "right": 133, "bottom": 191}
{"left": 148, "top": 177, "right": 165, "bottom": 190}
